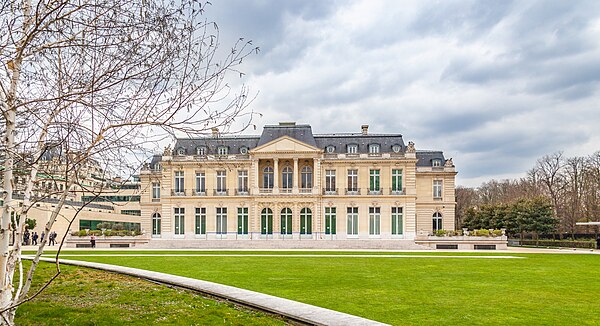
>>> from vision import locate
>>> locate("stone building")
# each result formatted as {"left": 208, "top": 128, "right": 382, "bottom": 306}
{"left": 139, "top": 123, "right": 456, "bottom": 247}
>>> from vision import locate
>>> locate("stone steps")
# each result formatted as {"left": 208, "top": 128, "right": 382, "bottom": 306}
{"left": 138, "top": 239, "right": 432, "bottom": 250}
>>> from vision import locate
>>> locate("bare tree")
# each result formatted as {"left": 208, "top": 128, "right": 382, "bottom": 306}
{"left": 531, "top": 152, "right": 567, "bottom": 235}
{"left": 0, "top": 0, "right": 258, "bottom": 323}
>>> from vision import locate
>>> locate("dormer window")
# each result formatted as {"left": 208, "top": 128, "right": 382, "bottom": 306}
{"left": 347, "top": 144, "right": 358, "bottom": 154}
{"left": 369, "top": 144, "right": 380, "bottom": 154}
{"left": 196, "top": 146, "right": 206, "bottom": 156}
{"left": 239, "top": 147, "right": 248, "bottom": 155}
{"left": 392, "top": 145, "right": 401, "bottom": 153}
{"left": 177, "top": 148, "right": 185, "bottom": 155}
{"left": 153, "top": 163, "right": 161, "bottom": 170}
{"left": 326, "top": 146, "right": 335, "bottom": 153}
{"left": 432, "top": 159, "right": 442, "bottom": 167}
{"left": 217, "top": 146, "right": 228, "bottom": 156}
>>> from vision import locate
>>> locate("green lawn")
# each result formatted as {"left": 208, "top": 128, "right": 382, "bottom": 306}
{"left": 15, "top": 261, "right": 285, "bottom": 325}
{"left": 30, "top": 251, "right": 600, "bottom": 325}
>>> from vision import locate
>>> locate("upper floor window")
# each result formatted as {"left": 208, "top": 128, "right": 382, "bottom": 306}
{"left": 152, "top": 183, "right": 160, "bottom": 199}
{"left": 433, "top": 180, "right": 443, "bottom": 198}
{"left": 433, "top": 212, "right": 443, "bottom": 231}
{"left": 177, "top": 148, "right": 185, "bottom": 155}
{"left": 217, "top": 146, "right": 228, "bottom": 156}
{"left": 238, "top": 170, "right": 248, "bottom": 192}
{"left": 369, "top": 144, "right": 380, "bottom": 154}
{"left": 325, "top": 170, "right": 336, "bottom": 192}
{"left": 239, "top": 146, "right": 248, "bottom": 155}
{"left": 369, "top": 169, "right": 380, "bottom": 192}
{"left": 282, "top": 166, "right": 293, "bottom": 189}
{"left": 301, "top": 166, "right": 312, "bottom": 189}
{"left": 392, "top": 144, "right": 402, "bottom": 153}
{"left": 153, "top": 163, "right": 161, "bottom": 171}
{"left": 174, "top": 171, "right": 184, "bottom": 193}
{"left": 326, "top": 146, "right": 335, "bottom": 154}
{"left": 195, "top": 172, "right": 205, "bottom": 193}
{"left": 392, "top": 169, "right": 403, "bottom": 193}
{"left": 196, "top": 146, "right": 206, "bottom": 156}
{"left": 347, "top": 169, "right": 358, "bottom": 192}
{"left": 216, "top": 171, "right": 227, "bottom": 192}
{"left": 432, "top": 159, "right": 442, "bottom": 167}
{"left": 347, "top": 144, "right": 358, "bottom": 154}
{"left": 263, "top": 166, "right": 274, "bottom": 189}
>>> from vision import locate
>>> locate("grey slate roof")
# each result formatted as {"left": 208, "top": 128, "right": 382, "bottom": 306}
{"left": 258, "top": 124, "right": 317, "bottom": 147}
{"left": 416, "top": 151, "right": 446, "bottom": 167}
{"left": 314, "top": 133, "right": 405, "bottom": 154}
{"left": 174, "top": 136, "right": 260, "bottom": 155}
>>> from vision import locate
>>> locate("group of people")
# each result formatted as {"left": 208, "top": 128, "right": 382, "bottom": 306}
{"left": 23, "top": 230, "right": 58, "bottom": 246}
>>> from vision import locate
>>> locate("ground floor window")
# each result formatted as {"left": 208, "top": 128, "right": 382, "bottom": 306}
{"left": 152, "top": 213, "right": 161, "bottom": 235}
{"left": 433, "top": 212, "right": 443, "bottom": 231}
{"left": 391, "top": 207, "right": 403, "bottom": 235}
{"left": 300, "top": 208, "right": 312, "bottom": 235}
{"left": 347, "top": 207, "right": 358, "bottom": 235}
{"left": 280, "top": 208, "right": 292, "bottom": 235}
{"left": 195, "top": 208, "right": 206, "bottom": 235}
{"left": 261, "top": 208, "right": 273, "bottom": 235}
{"left": 325, "top": 207, "right": 336, "bottom": 235}
{"left": 369, "top": 207, "right": 380, "bottom": 235}
{"left": 216, "top": 207, "right": 227, "bottom": 234}
{"left": 174, "top": 207, "right": 185, "bottom": 235}
{"left": 237, "top": 207, "right": 248, "bottom": 235}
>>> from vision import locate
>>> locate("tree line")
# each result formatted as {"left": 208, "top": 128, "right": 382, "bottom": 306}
{"left": 457, "top": 151, "right": 600, "bottom": 238}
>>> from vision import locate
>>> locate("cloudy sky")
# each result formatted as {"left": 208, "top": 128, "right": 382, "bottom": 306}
{"left": 203, "top": 0, "right": 600, "bottom": 187}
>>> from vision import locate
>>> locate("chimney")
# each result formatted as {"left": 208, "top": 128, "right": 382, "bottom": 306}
{"left": 211, "top": 127, "right": 219, "bottom": 137}
{"left": 361, "top": 125, "right": 369, "bottom": 135}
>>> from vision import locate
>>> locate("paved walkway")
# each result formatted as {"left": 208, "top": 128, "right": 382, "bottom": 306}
{"left": 31, "top": 256, "right": 388, "bottom": 326}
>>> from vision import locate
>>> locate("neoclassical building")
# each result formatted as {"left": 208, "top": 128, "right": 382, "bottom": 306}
{"left": 139, "top": 123, "right": 456, "bottom": 245}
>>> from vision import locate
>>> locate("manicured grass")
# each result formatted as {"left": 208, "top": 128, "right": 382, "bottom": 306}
{"left": 15, "top": 261, "right": 285, "bottom": 325}
{"left": 46, "top": 251, "right": 600, "bottom": 325}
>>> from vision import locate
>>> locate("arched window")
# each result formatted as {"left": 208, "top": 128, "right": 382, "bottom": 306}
{"left": 263, "top": 167, "right": 274, "bottom": 189}
{"left": 300, "top": 208, "right": 312, "bottom": 235}
{"left": 261, "top": 208, "right": 273, "bottom": 235}
{"left": 280, "top": 208, "right": 292, "bottom": 235}
{"left": 433, "top": 212, "right": 443, "bottom": 231}
{"left": 152, "top": 213, "right": 161, "bottom": 235}
{"left": 282, "top": 166, "right": 293, "bottom": 189}
{"left": 301, "top": 166, "right": 312, "bottom": 189}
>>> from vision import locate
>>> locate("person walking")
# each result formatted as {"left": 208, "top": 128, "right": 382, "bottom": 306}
{"left": 40, "top": 231, "right": 45, "bottom": 244}
{"left": 90, "top": 234, "right": 96, "bottom": 248}
{"left": 32, "top": 232, "right": 38, "bottom": 246}
{"left": 49, "top": 231, "right": 56, "bottom": 246}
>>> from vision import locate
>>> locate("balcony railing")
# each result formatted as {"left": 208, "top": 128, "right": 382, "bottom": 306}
{"left": 345, "top": 188, "right": 360, "bottom": 195}
{"left": 368, "top": 189, "right": 382, "bottom": 195}
{"left": 193, "top": 189, "right": 207, "bottom": 196}
{"left": 151, "top": 198, "right": 160, "bottom": 202}
{"left": 299, "top": 188, "right": 312, "bottom": 194}
{"left": 213, "top": 189, "right": 228, "bottom": 196}
{"left": 322, "top": 188, "right": 338, "bottom": 195}
{"left": 280, "top": 188, "right": 293, "bottom": 194}
{"left": 259, "top": 188, "right": 273, "bottom": 194}
{"left": 390, "top": 187, "right": 406, "bottom": 195}
{"left": 171, "top": 189, "right": 186, "bottom": 196}
{"left": 235, "top": 189, "right": 249, "bottom": 196}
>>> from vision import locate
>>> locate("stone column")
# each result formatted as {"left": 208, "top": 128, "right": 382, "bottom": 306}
{"left": 313, "top": 158, "right": 320, "bottom": 195}
{"left": 292, "top": 158, "right": 299, "bottom": 194}
{"left": 273, "top": 158, "right": 279, "bottom": 194}
{"left": 252, "top": 159, "right": 259, "bottom": 194}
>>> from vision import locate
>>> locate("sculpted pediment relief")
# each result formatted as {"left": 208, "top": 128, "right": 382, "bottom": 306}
{"left": 251, "top": 136, "right": 321, "bottom": 153}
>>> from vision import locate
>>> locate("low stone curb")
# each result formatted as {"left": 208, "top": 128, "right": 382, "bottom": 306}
{"left": 32, "top": 257, "right": 389, "bottom": 326}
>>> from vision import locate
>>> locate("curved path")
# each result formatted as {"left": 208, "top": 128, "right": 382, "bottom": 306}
{"left": 30, "top": 256, "right": 388, "bottom": 326}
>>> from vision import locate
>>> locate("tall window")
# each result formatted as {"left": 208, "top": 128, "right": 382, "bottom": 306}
{"left": 369, "top": 169, "right": 380, "bottom": 192}
{"left": 347, "top": 144, "right": 358, "bottom": 154}
{"left": 263, "top": 167, "right": 274, "bottom": 189}
{"left": 369, "top": 144, "right": 380, "bottom": 153}
{"left": 282, "top": 167, "right": 293, "bottom": 189}
{"left": 237, "top": 207, "right": 248, "bottom": 235}
{"left": 261, "top": 208, "right": 273, "bottom": 235}
{"left": 280, "top": 208, "right": 292, "bottom": 235}
{"left": 216, "top": 171, "right": 227, "bottom": 193}
{"left": 238, "top": 170, "right": 248, "bottom": 193}
{"left": 195, "top": 208, "right": 206, "bottom": 235}
{"left": 325, "top": 207, "right": 336, "bottom": 235}
{"left": 392, "top": 207, "right": 403, "bottom": 235}
{"left": 325, "top": 170, "right": 336, "bottom": 192}
{"left": 392, "top": 169, "right": 403, "bottom": 193}
{"left": 174, "top": 171, "right": 184, "bottom": 194}
{"left": 433, "top": 212, "right": 443, "bottom": 231}
{"left": 433, "top": 180, "right": 443, "bottom": 198}
{"left": 301, "top": 166, "right": 312, "bottom": 189}
{"left": 174, "top": 207, "right": 185, "bottom": 235}
{"left": 216, "top": 207, "right": 227, "bottom": 234}
{"left": 300, "top": 208, "right": 312, "bottom": 235}
{"left": 347, "top": 169, "right": 358, "bottom": 192}
{"left": 152, "top": 183, "right": 160, "bottom": 199}
{"left": 152, "top": 213, "right": 161, "bottom": 235}
{"left": 217, "top": 146, "right": 228, "bottom": 155}
{"left": 347, "top": 207, "right": 358, "bottom": 236}
{"left": 195, "top": 172, "right": 205, "bottom": 194}
{"left": 369, "top": 207, "right": 380, "bottom": 235}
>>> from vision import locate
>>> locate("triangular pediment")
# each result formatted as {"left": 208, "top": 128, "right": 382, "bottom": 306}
{"left": 251, "top": 136, "right": 321, "bottom": 153}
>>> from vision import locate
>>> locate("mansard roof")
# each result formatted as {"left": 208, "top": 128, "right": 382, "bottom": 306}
{"left": 314, "top": 133, "right": 405, "bottom": 153}
{"left": 415, "top": 150, "right": 446, "bottom": 167}
{"left": 258, "top": 123, "right": 317, "bottom": 147}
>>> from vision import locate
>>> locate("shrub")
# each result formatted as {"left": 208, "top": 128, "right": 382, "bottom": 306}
{"left": 474, "top": 229, "right": 490, "bottom": 237}
{"left": 435, "top": 230, "right": 446, "bottom": 237}
{"left": 96, "top": 223, "right": 106, "bottom": 229}
{"left": 77, "top": 230, "right": 88, "bottom": 237}
{"left": 89, "top": 230, "right": 102, "bottom": 236}
{"left": 116, "top": 230, "right": 128, "bottom": 236}
{"left": 71, "top": 231, "right": 80, "bottom": 236}
{"left": 492, "top": 229, "right": 503, "bottom": 237}
{"left": 112, "top": 223, "right": 124, "bottom": 231}
{"left": 133, "top": 230, "right": 142, "bottom": 236}
{"left": 103, "top": 230, "right": 113, "bottom": 237}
